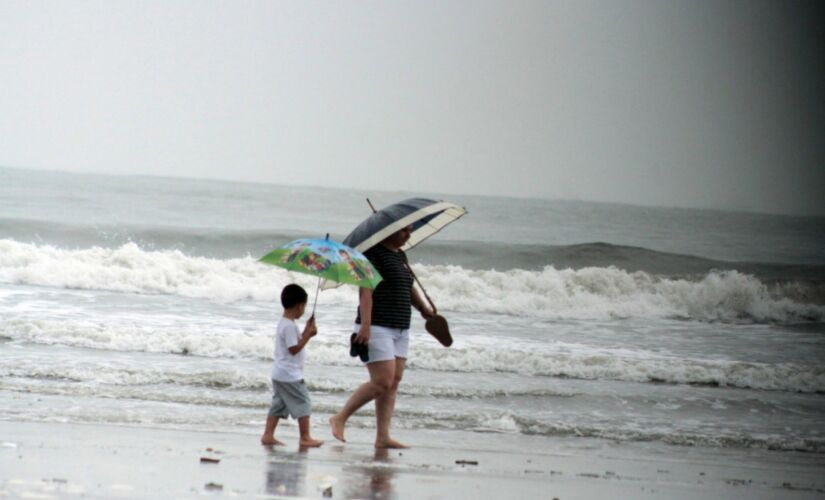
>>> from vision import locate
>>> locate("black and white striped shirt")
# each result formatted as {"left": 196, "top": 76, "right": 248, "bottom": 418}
{"left": 355, "top": 244, "right": 414, "bottom": 330}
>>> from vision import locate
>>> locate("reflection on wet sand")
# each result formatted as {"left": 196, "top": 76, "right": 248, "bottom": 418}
{"left": 341, "top": 448, "right": 396, "bottom": 500}
{"left": 264, "top": 447, "right": 308, "bottom": 497}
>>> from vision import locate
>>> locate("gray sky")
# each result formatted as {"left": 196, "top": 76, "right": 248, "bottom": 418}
{"left": 1, "top": 0, "right": 823, "bottom": 215}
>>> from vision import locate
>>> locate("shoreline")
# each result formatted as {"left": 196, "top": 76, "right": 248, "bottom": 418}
{"left": 2, "top": 419, "right": 825, "bottom": 499}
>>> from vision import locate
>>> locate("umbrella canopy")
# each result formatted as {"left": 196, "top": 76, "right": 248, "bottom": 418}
{"left": 260, "top": 237, "right": 383, "bottom": 289}
{"left": 342, "top": 198, "right": 467, "bottom": 253}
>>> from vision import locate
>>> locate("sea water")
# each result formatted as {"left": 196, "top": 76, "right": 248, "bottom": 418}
{"left": 1, "top": 166, "right": 824, "bottom": 453}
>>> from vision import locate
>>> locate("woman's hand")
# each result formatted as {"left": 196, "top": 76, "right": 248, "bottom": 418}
{"left": 355, "top": 322, "right": 370, "bottom": 345}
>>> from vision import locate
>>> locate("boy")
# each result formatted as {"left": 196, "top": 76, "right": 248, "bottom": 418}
{"left": 260, "top": 283, "right": 324, "bottom": 447}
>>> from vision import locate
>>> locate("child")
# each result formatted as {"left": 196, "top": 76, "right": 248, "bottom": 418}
{"left": 260, "top": 283, "right": 324, "bottom": 447}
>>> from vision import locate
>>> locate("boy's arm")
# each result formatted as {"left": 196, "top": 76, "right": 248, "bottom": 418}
{"left": 287, "top": 317, "right": 317, "bottom": 355}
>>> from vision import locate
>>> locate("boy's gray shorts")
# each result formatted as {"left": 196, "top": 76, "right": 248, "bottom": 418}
{"left": 268, "top": 379, "right": 311, "bottom": 419}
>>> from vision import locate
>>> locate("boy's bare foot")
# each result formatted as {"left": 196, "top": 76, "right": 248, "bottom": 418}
{"left": 299, "top": 437, "right": 324, "bottom": 448}
{"left": 329, "top": 415, "right": 346, "bottom": 443}
{"left": 260, "top": 436, "right": 285, "bottom": 446}
{"left": 375, "top": 438, "right": 408, "bottom": 449}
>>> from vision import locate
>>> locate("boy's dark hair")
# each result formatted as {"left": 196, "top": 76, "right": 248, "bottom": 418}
{"left": 281, "top": 283, "right": 308, "bottom": 309}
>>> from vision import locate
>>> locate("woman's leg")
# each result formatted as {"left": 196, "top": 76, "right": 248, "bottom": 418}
{"left": 330, "top": 360, "right": 395, "bottom": 442}
{"left": 375, "top": 357, "right": 407, "bottom": 448}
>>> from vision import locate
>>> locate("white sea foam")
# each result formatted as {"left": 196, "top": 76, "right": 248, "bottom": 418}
{"left": 0, "top": 362, "right": 266, "bottom": 390}
{"left": 472, "top": 412, "right": 521, "bottom": 433}
{"left": 0, "top": 239, "right": 288, "bottom": 303}
{"left": 405, "top": 344, "right": 825, "bottom": 393}
{"left": 499, "top": 414, "right": 825, "bottom": 453}
{"left": 3, "top": 318, "right": 823, "bottom": 392}
{"left": 0, "top": 361, "right": 576, "bottom": 400}
{"left": 1, "top": 239, "right": 822, "bottom": 323}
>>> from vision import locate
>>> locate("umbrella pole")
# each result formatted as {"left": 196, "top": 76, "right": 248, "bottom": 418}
{"left": 310, "top": 275, "right": 321, "bottom": 318}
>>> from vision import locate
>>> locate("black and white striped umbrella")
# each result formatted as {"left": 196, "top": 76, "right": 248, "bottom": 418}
{"left": 342, "top": 197, "right": 467, "bottom": 253}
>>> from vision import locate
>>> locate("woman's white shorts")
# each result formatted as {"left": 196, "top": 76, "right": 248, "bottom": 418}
{"left": 354, "top": 324, "right": 409, "bottom": 363}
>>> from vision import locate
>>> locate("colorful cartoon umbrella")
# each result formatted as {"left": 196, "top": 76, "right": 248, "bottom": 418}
{"left": 259, "top": 235, "right": 382, "bottom": 314}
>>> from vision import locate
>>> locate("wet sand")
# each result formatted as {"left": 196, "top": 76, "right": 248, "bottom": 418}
{"left": 2, "top": 420, "right": 824, "bottom": 499}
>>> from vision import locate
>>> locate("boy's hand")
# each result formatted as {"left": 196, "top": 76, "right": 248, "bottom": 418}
{"left": 304, "top": 316, "right": 318, "bottom": 338}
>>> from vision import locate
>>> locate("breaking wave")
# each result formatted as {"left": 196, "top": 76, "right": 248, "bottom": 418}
{"left": 1, "top": 239, "right": 823, "bottom": 323}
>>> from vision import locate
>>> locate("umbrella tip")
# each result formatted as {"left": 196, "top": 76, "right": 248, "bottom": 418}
{"left": 366, "top": 198, "right": 377, "bottom": 213}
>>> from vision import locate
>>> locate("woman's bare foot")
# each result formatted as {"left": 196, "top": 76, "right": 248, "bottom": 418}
{"left": 299, "top": 437, "right": 324, "bottom": 448}
{"left": 329, "top": 415, "right": 346, "bottom": 443}
{"left": 375, "top": 438, "right": 408, "bottom": 449}
{"left": 260, "top": 436, "right": 285, "bottom": 446}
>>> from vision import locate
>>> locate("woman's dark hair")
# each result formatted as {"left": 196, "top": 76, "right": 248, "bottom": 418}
{"left": 281, "top": 283, "right": 308, "bottom": 309}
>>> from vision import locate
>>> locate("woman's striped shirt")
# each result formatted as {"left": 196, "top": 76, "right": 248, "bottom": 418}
{"left": 355, "top": 244, "right": 414, "bottom": 330}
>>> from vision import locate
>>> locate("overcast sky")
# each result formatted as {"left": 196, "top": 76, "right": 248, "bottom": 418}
{"left": 1, "top": 1, "right": 823, "bottom": 215}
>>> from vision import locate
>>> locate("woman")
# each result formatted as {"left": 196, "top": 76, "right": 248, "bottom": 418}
{"left": 329, "top": 225, "right": 434, "bottom": 448}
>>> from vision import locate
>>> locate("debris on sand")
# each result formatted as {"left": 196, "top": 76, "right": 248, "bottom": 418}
{"left": 317, "top": 476, "right": 337, "bottom": 497}
{"left": 455, "top": 460, "right": 478, "bottom": 466}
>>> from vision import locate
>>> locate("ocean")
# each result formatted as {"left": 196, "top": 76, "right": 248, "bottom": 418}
{"left": 1, "top": 166, "right": 824, "bottom": 454}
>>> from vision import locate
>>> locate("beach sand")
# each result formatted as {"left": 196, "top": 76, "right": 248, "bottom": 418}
{"left": 2, "top": 420, "right": 824, "bottom": 499}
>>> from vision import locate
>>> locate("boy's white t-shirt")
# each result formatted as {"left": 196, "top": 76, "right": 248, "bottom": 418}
{"left": 271, "top": 317, "right": 305, "bottom": 382}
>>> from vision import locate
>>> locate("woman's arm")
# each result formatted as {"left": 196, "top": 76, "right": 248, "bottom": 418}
{"left": 355, "top": 287, "right": 373, "bottom": 344}
{"left": 411, "top": 285, "right": 435, "bottom": 319}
